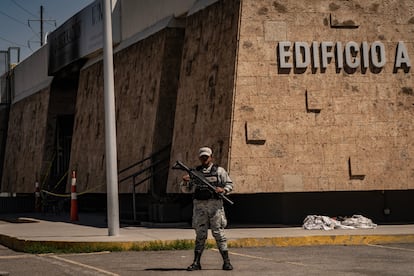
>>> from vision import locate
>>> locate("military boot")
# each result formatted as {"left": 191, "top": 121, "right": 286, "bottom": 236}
{"left": 220, "top": 250, "right": 233, "bottom": 270}
{"left": 187, "top": 250, "right": 202, "bottom": 271}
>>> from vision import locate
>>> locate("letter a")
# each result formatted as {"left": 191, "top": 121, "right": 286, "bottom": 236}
{"left": 395, "top": 41, "right": 411, "bottom": 68}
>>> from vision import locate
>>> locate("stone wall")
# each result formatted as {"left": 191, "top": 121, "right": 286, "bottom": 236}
{"left": 167, "top": 0, "right": 241, "bottom": 192}
{"left": 0, "top": 106, "right": 9, "bottom": 186}
{"left": 230, "top": 0, "right": 414, "bottom": 193}
{"left": 1, "top": 88, "right": 50, "bottom": 193}
{"left": 69, "top": 28, "right": 184, "bottom": 193}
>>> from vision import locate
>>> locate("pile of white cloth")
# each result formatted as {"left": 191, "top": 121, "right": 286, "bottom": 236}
{"left": 303, "top": 214, "right": 377, "bottom": 230}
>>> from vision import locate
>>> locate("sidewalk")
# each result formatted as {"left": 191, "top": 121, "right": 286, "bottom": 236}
{"left": 1, "top": 212, "right": 414, "bottom": 253}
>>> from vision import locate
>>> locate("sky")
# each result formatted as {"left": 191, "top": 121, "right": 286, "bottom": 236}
{"left": 0, "top": 0, "right": 95, "bottom": 62}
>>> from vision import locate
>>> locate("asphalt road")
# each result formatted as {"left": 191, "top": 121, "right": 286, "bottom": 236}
{"left": 1, "top": 243, "right": 413, "bottom": 275}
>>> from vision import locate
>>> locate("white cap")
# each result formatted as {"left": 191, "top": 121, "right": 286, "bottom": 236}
{"left": 199, "top": 147, "right": 212, "bottom": 157}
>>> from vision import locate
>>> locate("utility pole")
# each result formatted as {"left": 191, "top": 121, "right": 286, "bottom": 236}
{"left": 28, "top": 6, "right": 56, "bottom": 47}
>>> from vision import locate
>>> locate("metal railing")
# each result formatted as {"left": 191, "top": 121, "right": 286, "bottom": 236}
{"left": 118, "top": 144, "right": 171, "bottom": 221}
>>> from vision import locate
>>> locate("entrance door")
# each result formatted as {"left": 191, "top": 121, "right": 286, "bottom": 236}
{"left": 51, "top": 115, "right": 74, "bottom": 194}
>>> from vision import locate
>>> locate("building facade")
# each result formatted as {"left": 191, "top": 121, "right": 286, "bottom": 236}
{"left": 1, "top": 0, "right": 413, "bottom": 223}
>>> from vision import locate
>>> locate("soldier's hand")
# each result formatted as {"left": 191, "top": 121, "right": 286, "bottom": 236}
{"left": 215, "top": 187, "right": 225, "bottom": 194}
{"left": 182, "top": 174, "right": 190, "bottom": 182}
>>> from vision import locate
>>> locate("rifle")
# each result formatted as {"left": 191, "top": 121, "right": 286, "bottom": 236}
{"left": 172, "top": 161, "right": 234, "bottom": 205}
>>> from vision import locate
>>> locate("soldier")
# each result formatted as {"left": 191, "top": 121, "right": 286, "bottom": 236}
{"left": 180, "top": 146, "right": 234, "bottom": 271}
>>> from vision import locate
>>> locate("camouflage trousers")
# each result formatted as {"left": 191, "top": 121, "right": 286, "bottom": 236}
{"left": 192, "top": 199, "right": 228, "bottom": 251}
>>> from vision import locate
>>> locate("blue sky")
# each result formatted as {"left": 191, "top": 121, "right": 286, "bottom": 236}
{"left": 0, "top": 0, "right": 95, "bottom": 62}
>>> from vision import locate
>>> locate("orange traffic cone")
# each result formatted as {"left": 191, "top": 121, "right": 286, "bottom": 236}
{"left": 70, "top": 170, "right": 79, "bottom": 221}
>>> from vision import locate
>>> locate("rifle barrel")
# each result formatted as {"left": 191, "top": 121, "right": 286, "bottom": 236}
{"left": 172, "top": 161, "right": 234, "bottom": 205}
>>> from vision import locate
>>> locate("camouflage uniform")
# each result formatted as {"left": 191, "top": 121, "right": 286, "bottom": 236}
{"left": 181, "top": 163, "right": 233, "bottom": 269}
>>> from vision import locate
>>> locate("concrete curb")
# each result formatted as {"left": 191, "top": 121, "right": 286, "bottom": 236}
{"left": 2, "top": 233, "right": 414, "bottom": 253}
{"left": 227, "top": 234, "right": 414, "bottom": 247}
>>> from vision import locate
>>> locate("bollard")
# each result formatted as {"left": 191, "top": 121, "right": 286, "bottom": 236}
{"left": 35, "top": 181, "right": 41, "bottom": 212}
{"left": 70, "top": 170, "right": 79, "bottom": 221}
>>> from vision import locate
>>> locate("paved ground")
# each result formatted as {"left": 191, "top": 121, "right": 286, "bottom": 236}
{"left": 1, "top": 212, "right": 414, "bottom": 275}
{"left": 0, "top": 212, "right": 413, "bottom": 253}
{"left": 1, "top": 243, "right": 414, "bottom": 275}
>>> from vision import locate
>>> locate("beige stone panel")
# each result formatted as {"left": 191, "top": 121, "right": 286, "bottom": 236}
{"left": 250, "top": 81, "right": 289, "bottom": 101}
{"left": 268, "top": 108, "right": 299, "bottom": 123}
{"left": 231, "top": 174, "right": 263, "bottom": 193}
{"left": 266, "top": 142, "right": 290, "bottom": 159}
{"left": 283, "top": 174, "right": 303, "bottom": 192}
{"left": 306, "top": 128, "right": 325, "bottom": 145}
{"left": 357, "top": 100, "right": 378, "bottom": 116}
{"left": 335, "top": 178, "right": 357, "bottom": 191}
{"left": 281, "top": 95, "right": 306, "bottom": 110}
{"left": 311, "top": 25, "right": 343, "bottom": 42}
{"left": 294, "top": 12, "right": 327, "bottom": 26}
{"left": 361, "top": 177, "right": 383, "bottom": 191}
{"left": 238, "top": 61, "right": 269, "bottom": 77}
{"left": 260, "top": 179, "right": 284, "bottom": 193}
{"left": 289, "top": 77, "right": 311, "bottom": 94}
{"left": 293, "top": 1, "right": 342, "bottom": 13}
{"left": 332, "top": 97, "right": 362, "bottom": 114}
{"left": 264, "top": 21, "right": 288, "bottom": 41}
{"left": 390, "top": 134, "right": 410, "bottom": 149}
{"left": 325, "top": 127, "right": 358, "bottom": 144}
{"left": 303, "top": 176, "right": 320, "bottom": 191}
{"left": 364, "top": 23, "right": 387, "bottom": 42}
{"left": 240, "top": 1, "right": 292, "bottom": 21}
{"left": 239, "top": 36, "right": 271, "bottom": 62}
{"left": 248, "top": 143, "right": 289, "bottom": 158}
{"left": 408, "top": 160, "right": 414, "bottom": 189}
{"left": 275, "top": 121, "right": 304, "bottom": 137}
{"left": 236, "top": 76, "right": 257, "bottom": 86}
{"left": 382, "top": 169, "right": 408, "bottom": 190}
{"left": 314, "top": 112, "right": 336, "bottom": 126}
{"left": 287, "top": 111, "right": 318, "bottom": 127}
{"left": 263, "top": 40, "right": 279, "bottom": 62}
{"left": 245, "top": 121, "right": 266, "bottom": 144}
{"left": 372, "top": 101, "right": 398, "bottom": 121}
{"left": 330, "top": 12, "right": 361, "bottom": 28}
{"left": 261, "top": 158, "right": 290, "bottom": 177}
{"left": 349, "top": 178, "right": 368, "bottom": 191}
{"left": 239, "top": 19, "right": 263, "bottom": 37}
{"left": 268, "top": 61, "right": 283, "bottom": 77}
{"left": 353, "top": 82, "right": 378, "bottom": 100}
{"left": 376, "top": 24, "right": 414, "bottom": 42}
{"left": 234, "top": 85, "right": 254, "bottom": 106}
{"left": 323, "top": 144, "right": 356, "bottom": 167}
{"left": 292, "top": 144, "right": 324, "bottom": 163}
{"left": 230, "top": 135, "right": 290, "bottom": 161}
{"left": 306, "top": 90, "right": 330, "bottom": 111}
{"left": 395, "top": 5, "right": 414, "bottom": 24}
{"left": 287, "top": 25, "right": 329, "bottom": 42}
{"left": 318, "top": 177, "right": 334, "bottom": 191}
{"left": 257, "top": 76, "right": 290, "bottom": 96}
{"left": 295, "top": 163, "right": 324, "bottom": 178}
{"left": 348, "top": 155, "right": 366, "bottom": 177}
{"left": 233, "top": 105, "right": 254, "bottom": 122}
{"left": 342, "top": 82, "right": 373, "bottom": 99}
{"left": 237, "top": 106, "right": 270, "bottom": 122}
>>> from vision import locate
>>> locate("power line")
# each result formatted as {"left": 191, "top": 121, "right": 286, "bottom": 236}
{"left": 0, "top": 9, "right": 38, "bottom": 38}
{"left": 11, "top": 0, "right": 56, "bottom": 28}
{"left": 0, "top": 35, "right": 28, "bottom": 48}
{"left": 0, "top": 10, "right": 27, "bottom": 26}
{"left": 10, "top": 0, "right": 37, "bottom": 18}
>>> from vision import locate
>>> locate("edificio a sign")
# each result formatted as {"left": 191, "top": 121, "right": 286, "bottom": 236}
{"left": 278, "top": 41, "right": 411, "bottom": 73}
